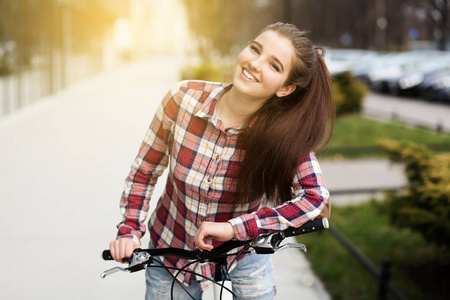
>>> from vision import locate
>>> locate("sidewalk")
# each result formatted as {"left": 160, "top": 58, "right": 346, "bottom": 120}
{"left": 320, "top": 158, "right": 407, "bottom": 206}
{"left": 0, "top": 56, "right": 182, "bottom": 300}
{"left": 363, "top": 92, "right": 450, "bottom": 133}
{"left": 0, "top": 57, "right": 405, "bottom": 299}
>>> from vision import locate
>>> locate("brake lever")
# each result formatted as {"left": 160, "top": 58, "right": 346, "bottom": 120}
{"left": 101, "top": 266, "right": 127, "bottom": 278}
{"left": 273, "top": 242, "right": 307, "bottom": 252}
{"left": 249, "top": 234, "right": 276, "bottom": 254}
{"left": 249, "top": 232, "right": 307, "bottom": 254}
{"left": 101, "top": 251, "right": 152, "bottom": 278}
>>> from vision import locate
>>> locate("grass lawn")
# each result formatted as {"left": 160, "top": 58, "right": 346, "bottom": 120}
{"left": 297, "top": 201, "right": 449, "bottom": 300}
{"left": 318, "top": 114, "right": 450, "bottom": 158}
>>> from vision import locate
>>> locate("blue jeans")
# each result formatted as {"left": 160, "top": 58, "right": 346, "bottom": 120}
{"left": 145, "top": 242, "right": 276, "bottom": 300}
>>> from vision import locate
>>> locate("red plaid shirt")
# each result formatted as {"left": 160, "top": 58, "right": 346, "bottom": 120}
{"left": 117, "top": 80, "right": 330, "bottom": 290}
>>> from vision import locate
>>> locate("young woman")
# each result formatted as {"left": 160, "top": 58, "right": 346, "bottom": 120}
{"left": 109, "top": 22, "right": 334, "bottom": 299}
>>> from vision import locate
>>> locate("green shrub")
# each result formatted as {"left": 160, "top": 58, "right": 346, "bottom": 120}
{"left": 332, "top": 79, "right": 345, "bottom": 115}
{"left": 332, "top": 71, "right": 368, "bottom": 115}
{"left": 379, "top": 139, "right": 450, "bottom": 249}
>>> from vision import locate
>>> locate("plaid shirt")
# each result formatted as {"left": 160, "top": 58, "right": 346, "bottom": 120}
{"left": 117, "top": 80, "right": 330, "bottom": 290}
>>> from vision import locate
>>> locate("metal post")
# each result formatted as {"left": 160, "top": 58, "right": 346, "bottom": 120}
{"left": 436, "top": 119, "right": 443, "bottom": 133}
{"left": 391, "top": 110, "right": 399, "bottom": 122}
{"left": 48, "top": 0, "right": 55, "bottom": 94}
{"left": 2, "top": 0, "right": 10, "bottom": 115}
{"left": 16, "top": 0, "right": 23, "bottom": 110}
{"left": 379, "top": 258, "right": 391, "bottom": 300}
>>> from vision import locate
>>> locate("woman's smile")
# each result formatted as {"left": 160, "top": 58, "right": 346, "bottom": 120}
{"left": 242, "top": 68, "right": 258, "bottom": 82}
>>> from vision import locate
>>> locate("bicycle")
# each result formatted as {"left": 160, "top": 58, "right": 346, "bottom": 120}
{"left": 101, "top": 217, "right": 329, "bottom": 300}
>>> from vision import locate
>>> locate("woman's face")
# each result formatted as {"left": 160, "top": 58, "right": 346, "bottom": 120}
{"left": 232, "top": 30, "right": 296, "bottom": 101}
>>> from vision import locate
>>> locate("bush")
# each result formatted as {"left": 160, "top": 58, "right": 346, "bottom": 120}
{"left": 332, "top": 71, "right": 368, "bottom": 115}
{"left": 379, "top": 139, "right": 450, "bottom": 249}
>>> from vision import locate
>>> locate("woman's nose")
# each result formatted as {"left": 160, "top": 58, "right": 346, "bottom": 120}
{"left": 249, "top": 59, "right": 261, "bottom": 72}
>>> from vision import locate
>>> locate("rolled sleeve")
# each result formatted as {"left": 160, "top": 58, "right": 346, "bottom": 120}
{"left": 228, "top": 213, "right": 259, "bottom": 241}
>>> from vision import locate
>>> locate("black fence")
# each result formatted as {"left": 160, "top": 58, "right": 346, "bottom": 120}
{"left": 329, "top": 223, "right": 408, "bottom": 300}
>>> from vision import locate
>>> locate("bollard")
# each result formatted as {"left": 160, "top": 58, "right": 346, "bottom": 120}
{"left": 436, "top": 120, "right": 443, "bottom": 134}
{"left": 379, "top": 258, "right": 391, "bottom": 300}
{"left": 391, "top": 111, "right": 399, "bottom": 122}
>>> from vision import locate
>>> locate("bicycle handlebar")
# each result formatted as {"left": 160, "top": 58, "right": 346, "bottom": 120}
{"left": 102, "top": 217, "right": 329, "bottom": 262}
{"left": 101, "top": 217, "right": 329, "bottom": 299}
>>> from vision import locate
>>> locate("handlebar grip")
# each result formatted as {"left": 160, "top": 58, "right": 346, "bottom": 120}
{"left": 102, "top": 250, "right": 113, "bottom": 260}
{"left": 102, "top": 250, "right": 132, "bottom": 263}
{"left": 283, "top": 218, "right": 329, "bottom": 237}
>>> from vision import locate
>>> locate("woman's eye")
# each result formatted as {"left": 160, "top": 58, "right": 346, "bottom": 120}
{"left": 250, "top": 45, "right": 259, "bottom": 54}
{"left": 271, "top": 63, "right": 280, "bottom": 72}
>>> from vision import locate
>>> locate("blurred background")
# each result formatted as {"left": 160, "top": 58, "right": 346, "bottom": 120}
{"left": 3, "top": 0, "right": 450, "bottom": 115}
{"left": 3, "top": 0, "right": 450, "bottom": 116}
{"left": 0, "top": 1, "right": 449, "bottom": 300}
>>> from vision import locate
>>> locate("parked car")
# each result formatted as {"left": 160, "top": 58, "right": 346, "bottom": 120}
{"left": 352, "top": 52, "right": 397, "bottom": 85}
{"left": 325, "top": 49, "right": 378, "bottom": 75}
{"left": 366, "top": 50, "right": 446, "bottom": 93}
{"left": 418, "top": 69, "right": 450, "bottom": 103}
{"left": 386, "top": 53, "right": 450, "bottom": 96}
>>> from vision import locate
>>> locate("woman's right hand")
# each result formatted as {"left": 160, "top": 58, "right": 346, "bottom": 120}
{"left": 109, "top": 238, "right": 139, "bottom": 263}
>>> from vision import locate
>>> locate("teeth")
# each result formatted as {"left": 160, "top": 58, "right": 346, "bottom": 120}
{"left": 243, "top": 69, "right": 256, "bottom": 82}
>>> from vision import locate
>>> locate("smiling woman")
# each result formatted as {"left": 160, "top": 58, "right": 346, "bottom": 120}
{"left": 233, "top": 23, "right": 335, "bottom": 206}
{"left": 215, "top": 30, "right": 297, "bottom": 129}
{"left": 227, "top": 30, "right": 296, "bottom": 105}
{"left": 109, "top": 22, "right": 335, "bottom": 300}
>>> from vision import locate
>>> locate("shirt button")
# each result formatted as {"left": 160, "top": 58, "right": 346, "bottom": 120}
{"left": 214, "top": 153, "right": 220, "bottom": 160}
{"left": 206, "top": 177, "right": 212, "bottom": 183}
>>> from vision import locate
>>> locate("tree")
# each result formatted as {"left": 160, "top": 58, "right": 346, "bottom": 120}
{"left": 181, "top": 0, "right": 284, "bottom": 60}
{"left": 0, "top": 0, "right": 125, "bottom": 65}
{"left": 429, "top": 0, "right": 449, "bottom": 50}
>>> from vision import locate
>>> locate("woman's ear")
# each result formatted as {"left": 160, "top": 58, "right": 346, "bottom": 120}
{"left": 276, "top": 84, "right": 297, "bottom": 97}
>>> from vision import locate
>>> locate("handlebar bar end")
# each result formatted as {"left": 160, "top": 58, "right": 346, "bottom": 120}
{"left": 102, "top": 250, "right": 113, "bottom": 260}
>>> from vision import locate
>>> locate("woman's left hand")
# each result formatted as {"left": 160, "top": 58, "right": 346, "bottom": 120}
{"left": 194, "top": 222, "right": 235, "bottom": 251}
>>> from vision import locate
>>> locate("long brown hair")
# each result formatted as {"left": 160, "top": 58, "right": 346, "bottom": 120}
{"left": 235, "top": 23, "right": 335, "bottom": 206}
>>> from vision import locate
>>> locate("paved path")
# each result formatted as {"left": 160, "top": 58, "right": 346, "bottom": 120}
{"left": 0, "top": 56, "right": 338, "bottom": 300}
{"left": 320, "top": 158, "right": 407, "bottom": 206}
{"left": 363, "top": 92, "right": 450, "bottom": 132}
{"left": 0, "top": 57, "right": 181, "bottom": 300}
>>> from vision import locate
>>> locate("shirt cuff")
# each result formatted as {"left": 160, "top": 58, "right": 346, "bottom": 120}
{"left": 117, "top": 226, "right": 142, "bottom": 247}
{"left": 116, "top": 234, "right": 141, "bottom": 247}
{"left": 228, "top": 213, "right": 260, "bottom": 241}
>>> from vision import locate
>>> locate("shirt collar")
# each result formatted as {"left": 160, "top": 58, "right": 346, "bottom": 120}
{"left": 195, "top": 82, "right": 232, "bottom": 119}
{"left": 195, "top": 82, "right": 257, "bottom": 135}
